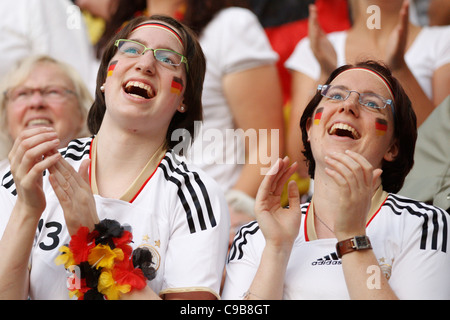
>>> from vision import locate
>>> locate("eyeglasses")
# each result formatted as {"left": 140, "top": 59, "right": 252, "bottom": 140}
{"left": 317, "top": 84, "right": 395, "bottom": 116}
{"left": 4, "top": 86, "right": 75, "bottom": 103}
{"left": 115, "top": 39, "right": 189, "bottom": 72}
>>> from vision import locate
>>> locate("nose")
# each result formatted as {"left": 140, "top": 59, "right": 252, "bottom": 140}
{"left": 339, "top": 91, "right": 360, "bottom": 117}
{"left": 134, "top": 50, "right": 157, "bottom": 74}
{"left": 27, "top": 90, "right": 46, "bottom": 109}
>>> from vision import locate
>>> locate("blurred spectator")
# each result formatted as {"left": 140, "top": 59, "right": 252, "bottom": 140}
{"left": 0, "top": 55, "right": 93, "bottom": 168}
{"left": 178, "top": 1, "right": 285, "bottom": 237}
{"left": 249, "top": 0, "right": 351, "bottom": 105}
{"left": 0, "top": 0, "right": 97, "bottom": 94}
{"left": 74, "top": 0, "right": 147, "bottom": 58}
{"left": 428, "top": 0, "right": 450, "bottom": 26}
{"left": 410, "top": 0, "right": 450, "bottom": 26}
{"left": 399, "top": 95, "right": 450, "bottom": 212}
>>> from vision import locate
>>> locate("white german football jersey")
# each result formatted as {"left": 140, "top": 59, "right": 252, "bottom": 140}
{"left": 222, "top": 187, "right": 450, "bottom": 299}
{"left": 0, "top": 137, "right": 230, "bottom": 300}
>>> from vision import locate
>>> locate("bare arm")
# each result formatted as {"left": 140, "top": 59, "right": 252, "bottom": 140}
{"left": 223, "top": 65, "right": 285, "bottom": 198}
{"left": 385, "top": 0, "right": 441, "bottom": 126}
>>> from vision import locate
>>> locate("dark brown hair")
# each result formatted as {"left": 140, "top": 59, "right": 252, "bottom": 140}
{"left": 87, "top": 15, "right": 206, "bottom": 152}
{"left": 299, "top": 60, "right": 417, "bottom": 193}
{"left": 182, "top": 0, "right": 250, "bottom": 35}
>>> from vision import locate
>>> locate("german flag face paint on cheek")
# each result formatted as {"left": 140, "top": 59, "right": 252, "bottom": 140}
{"left": 171, "top": 77, "right": 183, "bottom": 96}
{"left": 314, "top": 107, "right": 324, "bottom": 125}
{"left": 375, "top": 118, "right": 388, "bottom": 136}
{"left": 107, "top": 60, "right": 118, "bottom": 78}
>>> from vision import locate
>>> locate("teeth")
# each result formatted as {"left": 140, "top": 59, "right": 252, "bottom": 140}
{"left": 125, "top": 81, "right": 154, "bottom": 98}
{"left": 329, "top": 123, "right": 360, "bottom": 139}
{"left": 27, "top": 119, "right": 51, "bottom": 126}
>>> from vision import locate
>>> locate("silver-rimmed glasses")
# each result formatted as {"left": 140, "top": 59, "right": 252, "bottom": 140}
{"left": 318, "top": 84, "right": 394, "bottom": 116}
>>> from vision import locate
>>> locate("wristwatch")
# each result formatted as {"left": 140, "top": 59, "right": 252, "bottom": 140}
{"left": 336, "top": 235, "right": 372, "bottom": 258}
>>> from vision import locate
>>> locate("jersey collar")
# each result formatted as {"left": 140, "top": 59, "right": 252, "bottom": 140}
{"left": 89, "top": 136, "right": 166, "bottom": 203}
{"left": 305, "top": 186, "right": 389, "bottom": 241}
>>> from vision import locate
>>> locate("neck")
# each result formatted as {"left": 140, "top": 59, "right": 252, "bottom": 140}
{"left": 351, "top": 0, "right": 404, "bottom": 35}
{"left": 93, "top": 125, "right": 166, "bottom": 199}
{"left": 311, "top": 169, "right": 340, "bottom": 222}
{"left": 96, "top": 126, "right": 165, "bottom": 163}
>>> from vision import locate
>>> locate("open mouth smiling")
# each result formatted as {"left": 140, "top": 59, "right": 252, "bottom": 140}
{"left": 26, "top": 118, "right": 52, "bottom": 127}
{"left": 124, "top": 81, "right": 155, "bottom": 100}
{"left": 328, "top": 122, "right": 361, "bottom": 140}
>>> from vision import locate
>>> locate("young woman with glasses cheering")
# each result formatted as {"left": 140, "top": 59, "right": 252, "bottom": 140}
{"left": 0, "top": 15, "right": 229, "bottom": 300}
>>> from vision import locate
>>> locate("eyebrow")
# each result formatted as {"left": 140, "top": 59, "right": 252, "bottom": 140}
{"left": 332, "top": 84, "right": 384, "bottom": 96}
{"left": 127, "top": 38, "right": 179, "bottom": 52}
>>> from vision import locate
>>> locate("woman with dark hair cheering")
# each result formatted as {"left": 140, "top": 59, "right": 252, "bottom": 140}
{"left": 223, "top": 60, "right": 450, "bottom": 300}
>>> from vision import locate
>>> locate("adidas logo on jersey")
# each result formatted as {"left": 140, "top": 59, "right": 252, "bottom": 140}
{"left": 312, "top": 252, "right": 342, "bottom": 266}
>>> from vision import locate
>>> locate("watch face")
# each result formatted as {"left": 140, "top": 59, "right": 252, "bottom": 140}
{"left": 354, "top": 236, "right": 371, "bottom": 249}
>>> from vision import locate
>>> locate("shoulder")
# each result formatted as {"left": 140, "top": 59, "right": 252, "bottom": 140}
{"left": 158, "top": 150, "right": 227, "bottom": 234}
{"left": 384, "top": 193, "right": 448, "bottom": 218}
{"left": 419, "top": 25, "right": 450, "bottom": 38}
{"left": 201, "top": 7, "right": 276, "bottom": 73}
{"left": 158, "top": 150, "right": 221, "bottom": 192}
{"left": 412, "top": 26, "right": 450, "bottom": 57}
{"left": 228, "top": 203, "right": 309, "bottom": 263}
{"left": 204, "top": 7, "right": 269, "bottom": 46}
{"left": 211, "top": 7, "right": 259, "bottom": 27}
{"left": 61, "top": 137, "right": 93, "bottom": 163}
{"left": 227, "top": 220, "right": 262, "bottom": 263}
{"left": 382, "top": 193, "right": 449, "bottom": 252}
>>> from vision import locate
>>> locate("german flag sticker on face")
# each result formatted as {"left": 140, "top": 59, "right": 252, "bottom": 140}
{"left": 107, "top": 60, "right": 118, "bottom": 78}
{"left": 375, "top": 118, "right": 388, "bottom": 136}
{"left": 314, "top": 107, "right": 324, "bottom": 125}
{"left": 171, "top": 77, "right": 183, "bottom": 96}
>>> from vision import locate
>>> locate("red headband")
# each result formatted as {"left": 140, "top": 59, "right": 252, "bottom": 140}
{"left": 131, "top": 22, "right": 183, "bottom": 47}
{"left": 343, "top": 67, "right": 395, "bottom": 101}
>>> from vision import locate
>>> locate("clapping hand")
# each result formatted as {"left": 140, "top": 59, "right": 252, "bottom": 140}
{"left": 308, "top": 4, "right": 337, "bottom": 79}
{"left": 9, "top": 127, "right": 61, "bottom": 217}
{"left": 49, "top": 157, "right": 99, "bottom": 236}
{"left": 324, "top": 150, "right": 382, "bottom": 240}
{"left": 254, "top": 157, "right": 302, "bottom": 249}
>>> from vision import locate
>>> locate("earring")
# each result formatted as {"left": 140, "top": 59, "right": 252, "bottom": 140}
{"left": 100, "top": 84, "right": 105, "bottom": 92}
{"left": 180, "top": 106, "right": 185, "bottom": 111}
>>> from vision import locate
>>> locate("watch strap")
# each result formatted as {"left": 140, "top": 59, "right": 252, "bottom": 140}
{"left": 336, "top": 235, "right": 372, "bottom": 258}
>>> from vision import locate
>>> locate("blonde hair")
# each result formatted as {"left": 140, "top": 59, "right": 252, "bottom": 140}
{"left": 0, "top": 55, "right": 93, "bottom": 159}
